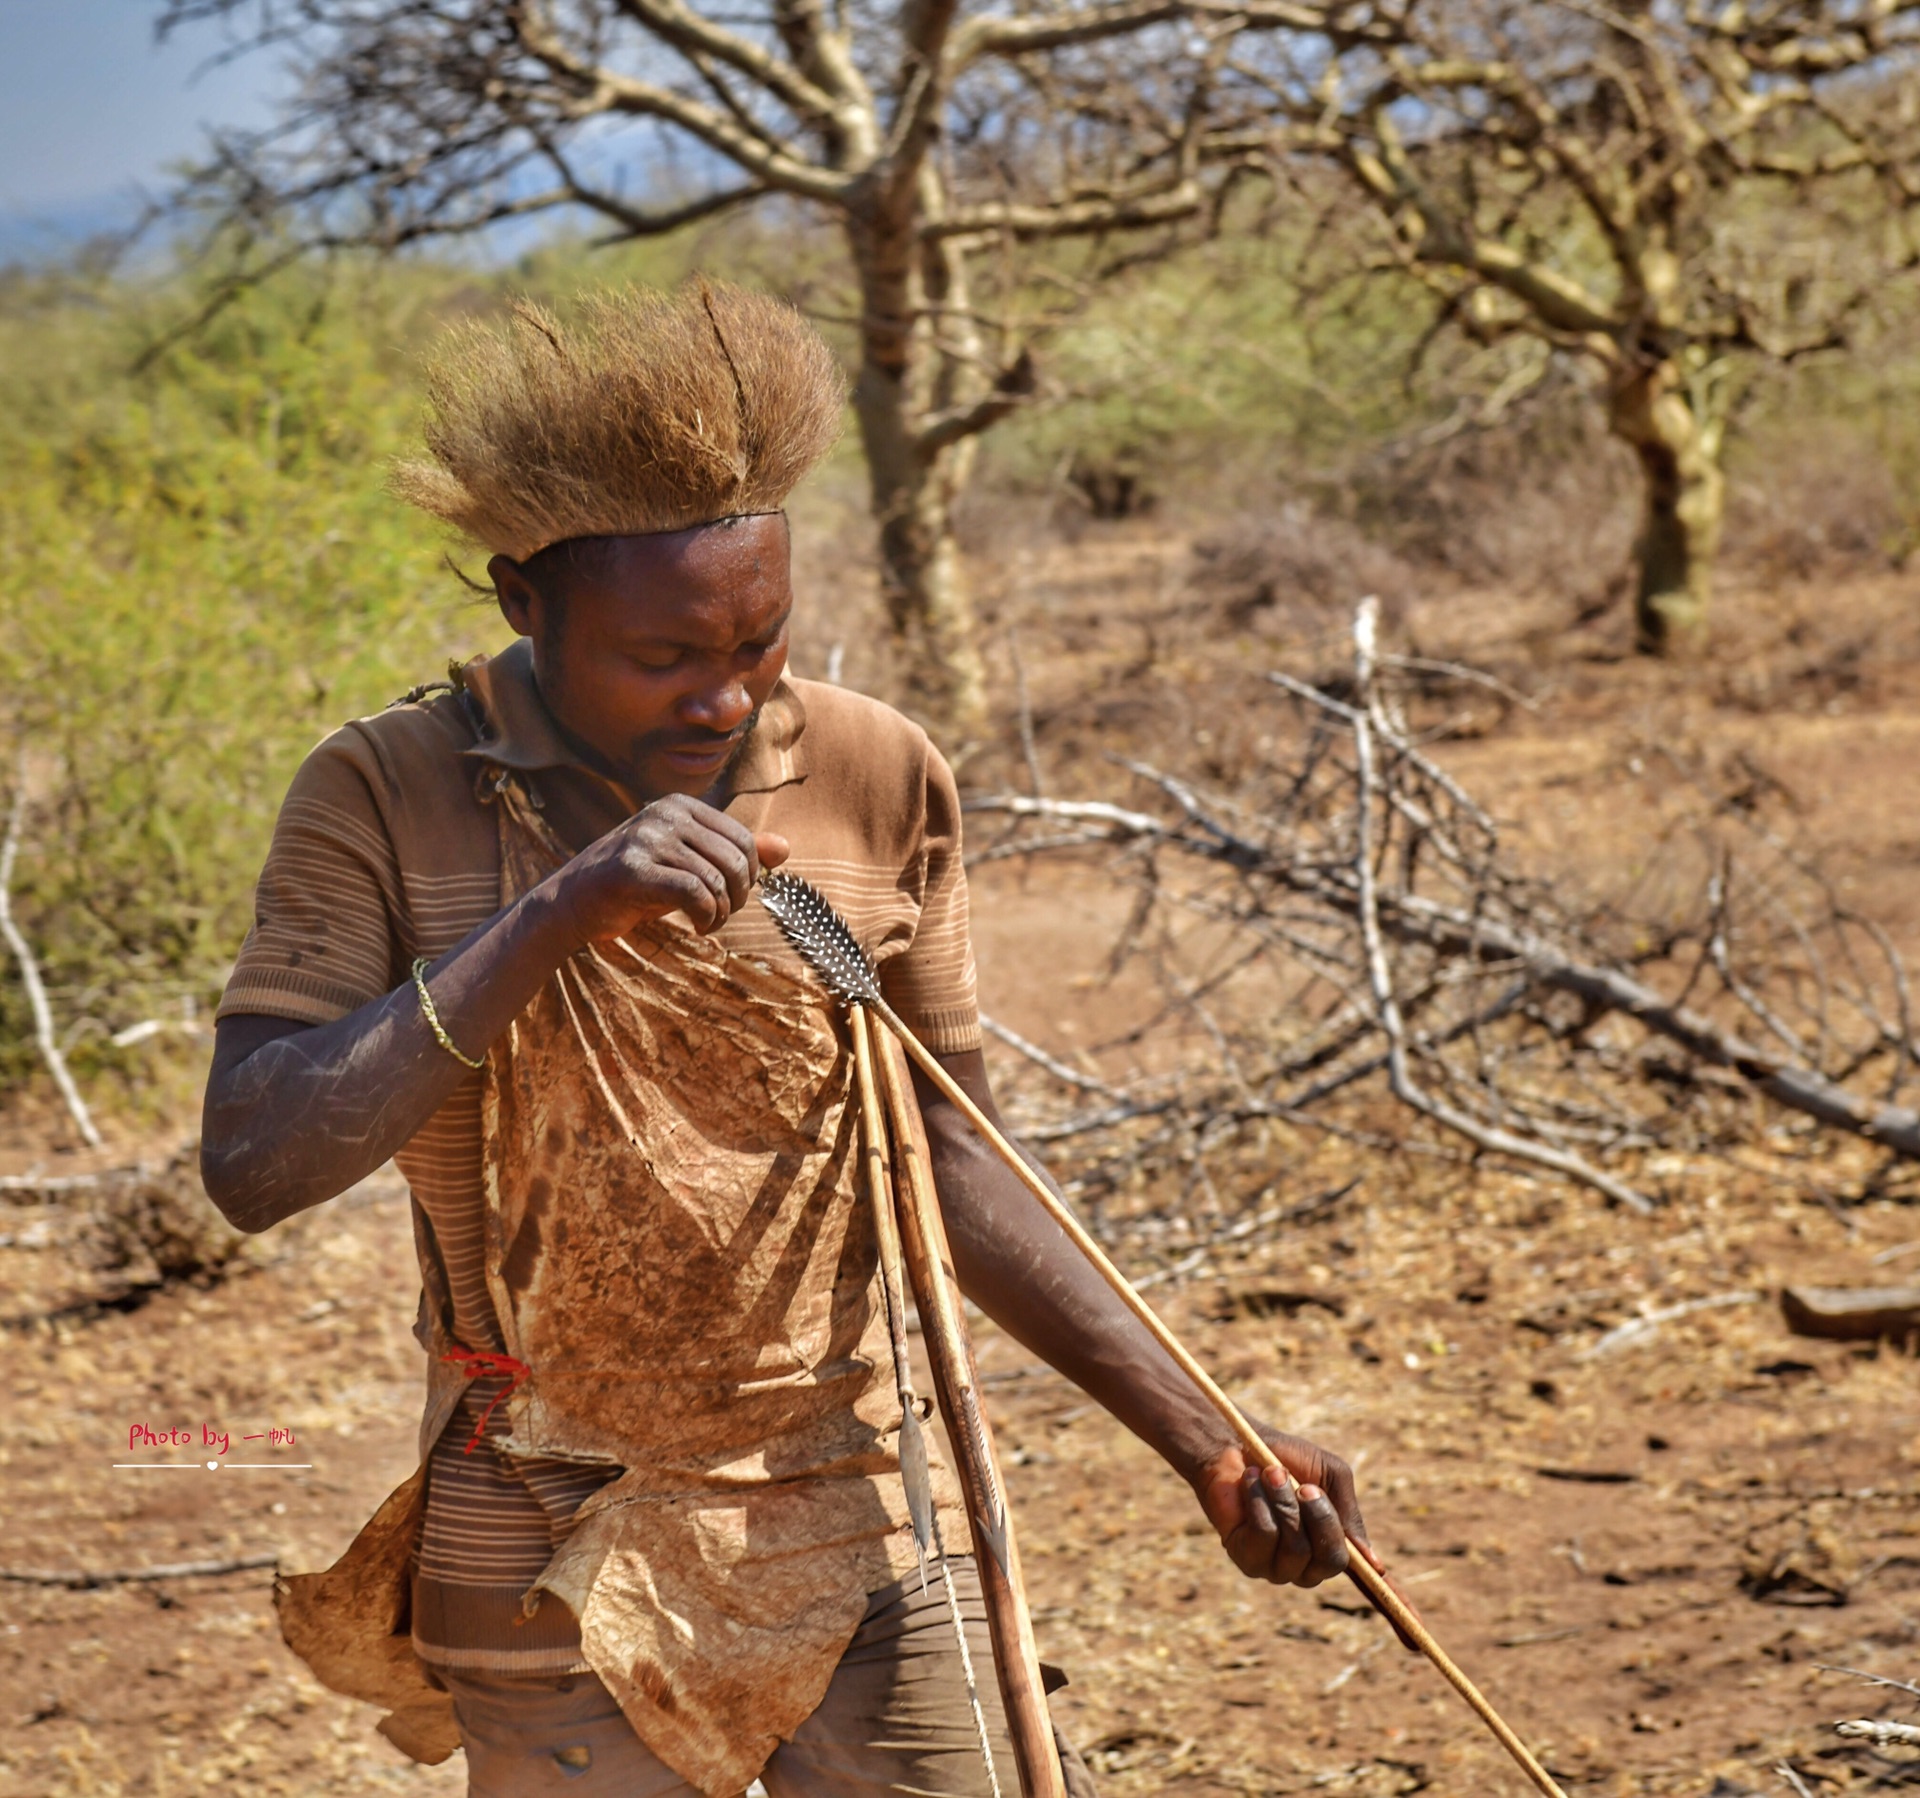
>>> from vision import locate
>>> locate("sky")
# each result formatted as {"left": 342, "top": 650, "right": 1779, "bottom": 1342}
{"left": 0, "top": 1, "right": 284, "bottom": 260}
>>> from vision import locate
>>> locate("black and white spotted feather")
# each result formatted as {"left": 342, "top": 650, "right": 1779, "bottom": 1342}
{"left": 758, "top": 871, "right": 882, "bottom": 1007}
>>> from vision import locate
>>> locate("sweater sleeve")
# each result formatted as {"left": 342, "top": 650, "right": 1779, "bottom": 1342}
{"left": 215, "top": 730, "right": 407, "bottom": 1026}
{"left": 879, "top": 741, "right": 981, "bottom": 1056}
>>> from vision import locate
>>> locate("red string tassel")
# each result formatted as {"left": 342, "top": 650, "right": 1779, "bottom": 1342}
{"left": 441, "top": 1345, "right": 532, "bottom": 1454}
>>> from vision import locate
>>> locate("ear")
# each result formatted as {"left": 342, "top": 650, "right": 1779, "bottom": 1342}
{"left": 490, "top": 556, "right": 542, "bottom": 639}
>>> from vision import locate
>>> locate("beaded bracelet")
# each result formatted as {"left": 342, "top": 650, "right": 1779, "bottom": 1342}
{"left": 411, "top": 957, "right": 485, "bottom": 1071}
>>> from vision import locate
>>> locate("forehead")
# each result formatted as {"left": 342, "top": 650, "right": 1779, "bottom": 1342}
{"left": 556, "top": 515, "right": 792, "bottom": 642}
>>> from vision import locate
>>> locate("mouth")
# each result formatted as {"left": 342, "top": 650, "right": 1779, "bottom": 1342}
{"left": 656, "top": 732, "right": 747, "bottom": 774}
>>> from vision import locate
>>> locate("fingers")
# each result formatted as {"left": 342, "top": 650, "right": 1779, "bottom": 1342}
{"left": 1223, "top": 1463, "right": 1286, "bottom": 1579}
{"left": 568, "top": 796, "right": 790, "bottom": 944}
{"left": 680, "top": 819, "right": 758, "bottom": 913}
{"left": 679, "top": 800, "right": 763, "bottom": 893}
{"left": 1222, "top": 1465, "right": 1349, "bottom": 1587}
{"left": 629, "top": 797, "right": 765, "bottom": 934}
{"left": 646, "top": 842, "right": 740, "bottom": 934}
{"left": 1292, "top": 1482, "right": 1351, "bottom": 1587}
{"left": 1267, "top": 1437, "right": 1422, "bottom": 1647}
{"left": 1267, "top": 1434, "right": 1369, "bottom": 1572}
{"left": 1199, "top": 1432, "right": 1421, "bottom": 1652}
{"left": 1313, "top": 1450, "right": 1376, "bottom": 1564}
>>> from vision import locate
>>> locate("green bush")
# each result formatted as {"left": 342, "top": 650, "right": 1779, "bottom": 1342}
{"left": 0, "top": 259, "right": 486, "bottom": 1096}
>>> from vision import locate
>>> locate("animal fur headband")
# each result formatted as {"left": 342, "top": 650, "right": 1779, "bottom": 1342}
{"left": 392, "top": 280, "right": 845, "bottom": 562}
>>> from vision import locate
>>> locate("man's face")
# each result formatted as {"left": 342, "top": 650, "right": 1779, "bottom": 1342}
{"left": 491, "top": 514, "right": 794, "bottom": 804}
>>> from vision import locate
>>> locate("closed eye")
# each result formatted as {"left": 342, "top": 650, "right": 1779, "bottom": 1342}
{"left": 748, "top": 612, "right": 792, "bottom": 654}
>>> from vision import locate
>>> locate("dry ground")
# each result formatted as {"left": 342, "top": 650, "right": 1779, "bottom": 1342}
{"left": 3, "top": 539, "right": 1919, "bottom": 1796}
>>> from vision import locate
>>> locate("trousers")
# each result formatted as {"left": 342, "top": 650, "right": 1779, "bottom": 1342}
{"left": 441, "top": 1559, "right": 1097, "bottom": 1798}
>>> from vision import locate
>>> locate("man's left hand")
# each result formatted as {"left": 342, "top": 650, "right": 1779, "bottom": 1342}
{"left": 1196, "top": 1429, "right": 1380, "bottom": 1588}
{"left": 1196, "top": 1428, "right": 1422, "bottom": 1650}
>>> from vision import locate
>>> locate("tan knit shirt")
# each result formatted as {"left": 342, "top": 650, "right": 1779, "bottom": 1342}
{"left": 218, "top": 640, "right": 981, "bottom": 1675}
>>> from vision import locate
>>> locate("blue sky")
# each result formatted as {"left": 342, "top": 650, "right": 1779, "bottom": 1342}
{"left": 0, "top": 1, "right": 283, "bottom": 259}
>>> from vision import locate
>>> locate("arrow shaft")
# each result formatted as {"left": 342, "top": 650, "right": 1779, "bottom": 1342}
{"left": 869, "top": 1018, "right": 1067, "bottom": 1798}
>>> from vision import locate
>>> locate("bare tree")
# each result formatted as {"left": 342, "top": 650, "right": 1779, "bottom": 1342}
{"left": 1249, "top": 1, "right": 1920, "bottom": 654}
{"left": 157, "top": 0, "right": 1321, "bottom": 722}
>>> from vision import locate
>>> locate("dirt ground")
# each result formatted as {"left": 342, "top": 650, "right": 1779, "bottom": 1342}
{"left": 4, "top": 542, "right": 1919, "bottom": 1796}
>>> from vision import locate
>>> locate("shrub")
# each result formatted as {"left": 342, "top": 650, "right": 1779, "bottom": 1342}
{"left": 0, "top": 260, "right": 477, "bottom": 1098}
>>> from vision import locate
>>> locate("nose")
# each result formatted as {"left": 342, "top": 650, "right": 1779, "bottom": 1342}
{"left": 681, "top": 671, "right": 754, "bottom": 734}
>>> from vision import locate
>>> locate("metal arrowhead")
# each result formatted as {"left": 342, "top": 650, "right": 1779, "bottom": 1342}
{"left": 898, "top": 1404, "right": 935, "bottom": 1593}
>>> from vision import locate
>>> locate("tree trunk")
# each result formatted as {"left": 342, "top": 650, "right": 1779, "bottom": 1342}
{"left": 845, "top": 213, "right": 988, "bottom": 734}
{"left": 1608, "top": 359, "right": 1725, "bottom": 656}
{"left": 863, "top": 422, "right": 986, "bottom": 728}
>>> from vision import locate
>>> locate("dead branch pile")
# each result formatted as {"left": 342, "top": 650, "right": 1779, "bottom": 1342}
{"left": 0, "top": 1144, "right": 247, "bottom": 1321}
{"left": 968, "top": 601, "right": 1918, "bottom": 1238}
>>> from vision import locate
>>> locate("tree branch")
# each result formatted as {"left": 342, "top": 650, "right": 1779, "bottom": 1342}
{"left": 914, "top": 349, "right": 1038, "bottom": 457}
{"left": 561, "top": 173, "right": 772, "bottom": 242}
{"left": 955, "top": 0, "right": 1193, "bottom": 65}
{"left": 930, "top": 176, "right": 1217, "bottom": 240}
{"left": 2, "top": 1553, "right": 278, "bottom": 1588}
{"left": 607, "top": 0, "right": 841, "bottom": 124}
{"left": 513, "top": 1, "right": 852, "bottom": 201}
{"left": 1357, "top": 106, "right": 1623, "bottom": 339}
{"left": 0, "top": 764, "right": 103, "bottom": 1151}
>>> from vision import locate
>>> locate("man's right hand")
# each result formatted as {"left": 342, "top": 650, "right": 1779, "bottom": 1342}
{"left": 552, "top": 794, "right": 790, "bottom": 942}
{"left": 203, "top": 796, "right": 788, "bottom": 1232}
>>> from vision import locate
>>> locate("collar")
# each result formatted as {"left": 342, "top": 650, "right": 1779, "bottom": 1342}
{"left": 458, "top": 637, "right": 808, "bottom": 800}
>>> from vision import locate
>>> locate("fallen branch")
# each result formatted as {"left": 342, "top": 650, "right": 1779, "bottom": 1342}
{"left": 971, "top": 789, "right": 1920, "bottom": 1165}
{"left": 980, "top": 1012, "right": 1120, "bottom": 1096}
{"left": 110, "top": 1017, "right": 206, "bottom": 1048}
{"left": 1781, "top": 1285, "right": 1920, "bottom": 1342}
{"left": 0, "top": 1170, "right": 121, "bottom": 1199}
{"left": 962, "top": 597, "right": 1918, "bottom": 1216}
{"left": 1348, "top": 602, "right": 1653, "bottom": 1215}
{"left": 1835, "top": 1719, "right": 1920, "bottom": 1749}
{"left": 0, "top": 766, "right": 102, "bottom": 1149}
{"left": 1366, "top": 890, "right": 1920, "bottom": 1160}
{"left": 1, "top": 1552, "right": 278, "bottom": 1588}
{"left": 1817, "top": 1665, "right": 1920, "bottom": 1701}
{"left": 967, "top": 602, "right": 1920, "bottom": 1328}
{"left": 1579, "top": 1292, "right": 1760, "bottom": 1360}
{"left": 1132, "top": 1178, "right": 1364, "bottom": 1289}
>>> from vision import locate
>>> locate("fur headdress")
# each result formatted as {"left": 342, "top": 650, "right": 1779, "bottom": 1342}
{"left": 392, "top": 280, "right": 845, "bottom": 561}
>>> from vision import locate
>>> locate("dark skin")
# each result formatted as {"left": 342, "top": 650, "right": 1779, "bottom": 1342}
{"left": 201, "top": 511, "right": 1406, "bottom": 1600}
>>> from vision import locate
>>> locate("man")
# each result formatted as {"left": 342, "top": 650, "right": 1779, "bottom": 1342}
{"left": 202, "top": 282, "right": 1391, "bottom": 1798}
